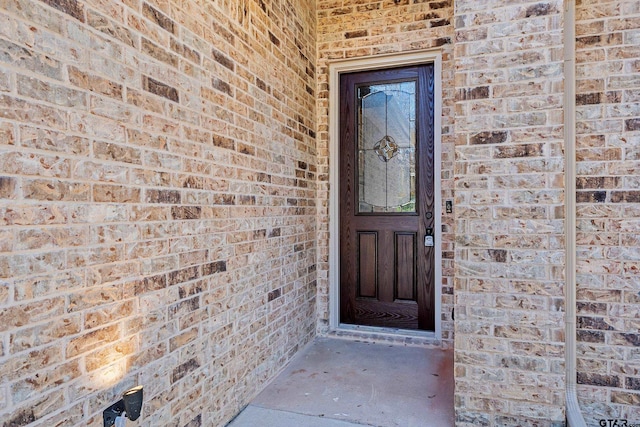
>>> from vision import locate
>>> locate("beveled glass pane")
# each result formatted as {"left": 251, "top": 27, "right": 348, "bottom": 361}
{"left": 357, "top": 81, "right": 416, "bottom": 213}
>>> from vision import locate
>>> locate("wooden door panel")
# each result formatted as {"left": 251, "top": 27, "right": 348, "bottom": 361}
{"left": 353, "top": 300, "right": 418, "bottom": 329}
{"left": 357, "top": 232, "right": 377, "bottom": 299}
{"left": 340, "top": 64, "right": 435, "bottom": 331}
{"left": 395, "top": 232, "right": 417, "bottom": 301}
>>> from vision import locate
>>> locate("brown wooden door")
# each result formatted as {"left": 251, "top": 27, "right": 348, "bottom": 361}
{"left": 339, "top": 65, "right": 435, "bottom": 331}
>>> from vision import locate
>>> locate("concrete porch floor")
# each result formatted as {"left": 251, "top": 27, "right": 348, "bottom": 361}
{"left": 227, "top": 337, "right": 454, "bottom": 427}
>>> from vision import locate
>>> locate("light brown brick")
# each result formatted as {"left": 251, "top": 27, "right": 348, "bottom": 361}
{"left": 10, "top": 315, "right": 81, "bottom": 352}
{"left": 85, "top": 337, "right": 136, "bottom": 371}
{"left": 65, "top": 324, "right": 120, "bottom": 358}
{"left": 0, "top": 298, "right": 65, "bottom": 331}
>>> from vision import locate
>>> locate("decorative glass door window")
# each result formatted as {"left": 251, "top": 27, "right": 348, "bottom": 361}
{"left": 357, "top": 80, "right": 417, "bottom": 213}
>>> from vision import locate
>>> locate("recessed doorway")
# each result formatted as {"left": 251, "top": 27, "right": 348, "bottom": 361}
{"left": 339, "top": 64, "right": 435, "bottom": 331}
{"left": 329, "top": 51, "right": 443, "bottom": 339}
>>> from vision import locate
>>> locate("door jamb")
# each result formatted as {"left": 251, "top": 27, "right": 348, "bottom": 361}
{"left": 328, "top": 50, "right": 443, "bottom": 341}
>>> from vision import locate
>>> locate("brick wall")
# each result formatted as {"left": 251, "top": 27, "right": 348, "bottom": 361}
{"left": 0, "top": 0, "right": 317, "bottom": 425}
{"left": 575, "top": 0, "right": 640, "bottom": 424}
{"left": 453, "top": 1, "right": 566, "bottom": 425}
{"left": 315, "top": 0, "right": 456, "bottom": 346}
{"left": 2, "top": 0, "right": 640, "bottom": 425}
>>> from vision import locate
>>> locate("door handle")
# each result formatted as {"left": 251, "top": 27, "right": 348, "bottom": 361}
{"left": 424, "top": 228, "right": 434, "bottom": 247}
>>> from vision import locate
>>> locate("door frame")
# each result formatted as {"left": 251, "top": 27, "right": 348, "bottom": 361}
{"left": 329, "top": 50, "right": 443, "bottom": 341}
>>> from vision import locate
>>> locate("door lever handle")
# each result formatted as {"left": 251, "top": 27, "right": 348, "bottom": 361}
{"left": 424, "top": 234, "right": 434, "bottom": 247}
